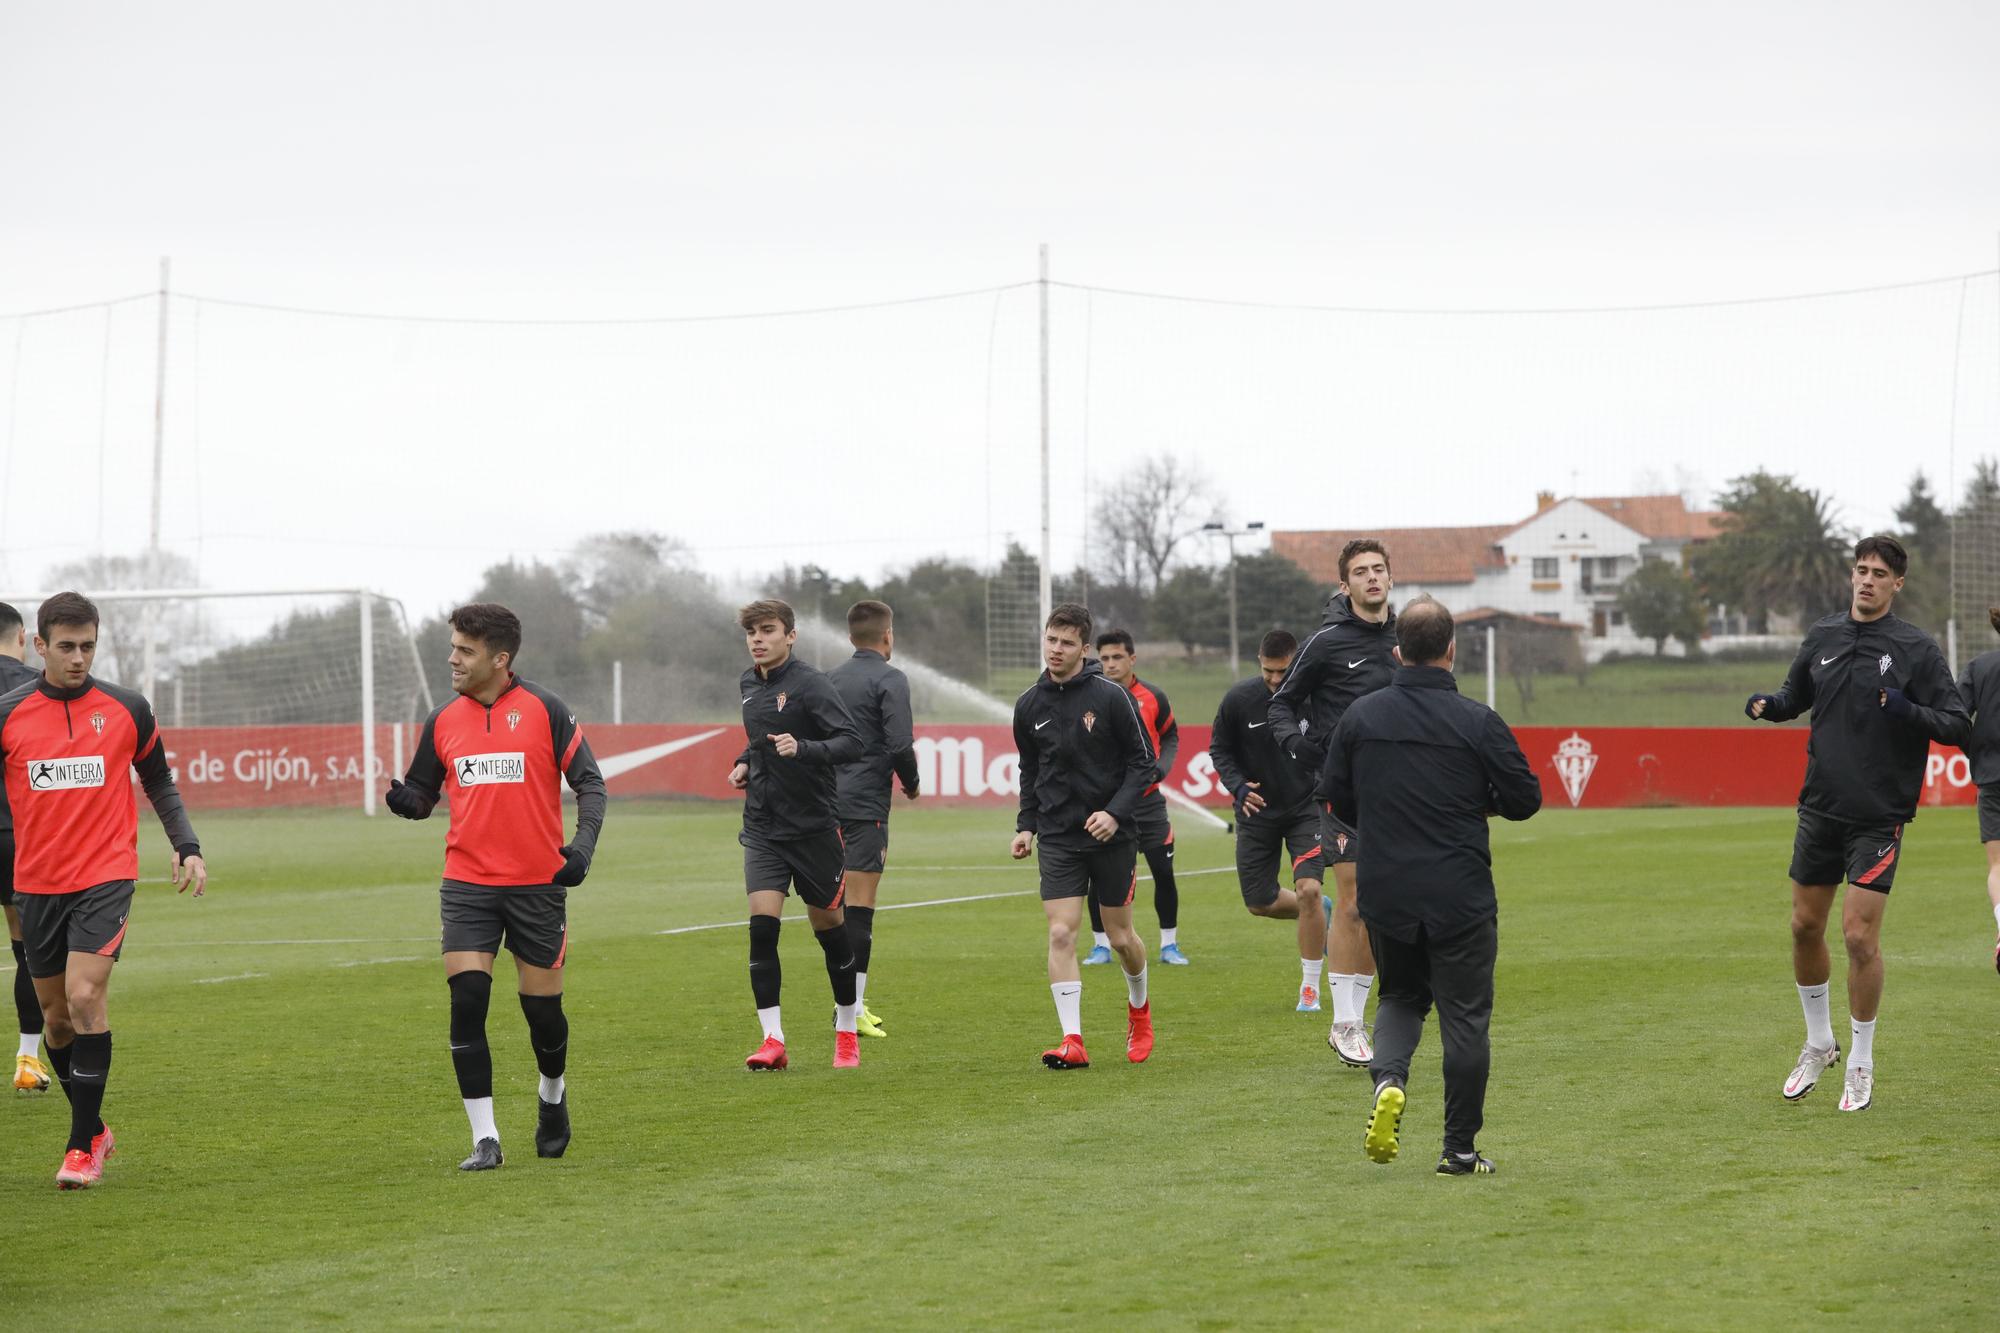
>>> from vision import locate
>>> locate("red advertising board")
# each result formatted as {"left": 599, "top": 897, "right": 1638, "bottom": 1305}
{"left": 152, "top": 722, "right": 1982, "bottom": 812}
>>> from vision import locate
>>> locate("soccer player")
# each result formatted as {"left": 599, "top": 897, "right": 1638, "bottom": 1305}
{"left": 1088, "top": 632, "right": 1188, "bottom": 964}
{"left": 1957, "top": 607, "right": 2000, "bottom": 972}
{"left": 1010, "top": 604, "right": 1159, "bottom": 1069}
{"left": 0, "top": 602, "right": 50, "bottom": 1092}
{"left": 0, "top": 592, "right": 206, "bottom": 1189}
{"left": 1269, "top": 538, "right": 1396, "bottom": 1066}
{"left": 387, "top": 603, "right": 605, "bottom": 1171}
{"left": 1209, "top": 630, "right": 1332, "bottom": 1010}
{"left": 1746, "top": 535, "right": 1968, "bottom": 1113}
{"left": 728, "top": 598, "right": 865, "bottom": 1072}
{"left": 828, "top": 599, "right": 921, "bottom": 1038}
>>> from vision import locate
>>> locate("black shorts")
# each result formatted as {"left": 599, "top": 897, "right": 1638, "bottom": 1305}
{"left": 1037, "top": 837, "right": 1139, "bottom": 907}
{"left": 440, "top": 883, "right": 569, "bottom": 969}
{"left": 1320, "top": 807, "right": 1359, "bottom": 865}
{"left": 840, "top": 819, "right": 889, "bottom": 874}
{"left": 1788, "top": 809, "right": 1904, "bottom": 893}
{"left": 1980, "top": 786, "right": 2000, "bottom": 843}
{"left": 18, "top": 879, "right": 135, "bottom": 978}
{"left": 742, "top": 830, "right": 848, "bottom": 909}
{"left": 1133, "top": 795, "right": 1174, "bottom": 853}
{"left": 0, "top": 829, "right": 13, "bottom": 909}
{"left": 1236, "top": 810, "right": 1326, "bottom": 909}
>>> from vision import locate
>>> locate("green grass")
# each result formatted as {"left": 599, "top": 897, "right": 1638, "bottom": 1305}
{"left": 21, "top": 801, "right": 1999, "bottom": 1328}
{"left": 991, "top": 653, "right": 1799, "bottom": 730}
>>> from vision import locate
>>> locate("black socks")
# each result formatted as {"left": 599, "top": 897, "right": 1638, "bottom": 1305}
{"left": 447, "top": 970, "right": 493, "bottom": 1100}
{"left": 10, "top": 940, "right": 40, "bottom": 1038}
{"left": 846, "top": 905, "right": 875, "bottom": 977}
{"left": 65, "top": 1030, "right": 110, "bottom": 1153}
{"left": 814, "top": 925, "right": 857, "bottom": 1006}
{"left": 1145, "top": 845, "right": 1179, "bottom": 930}
{"left": 749, "top": 915, "right": 782, "bottom": 1009}
{"left": 517, "top": 993, "right": 568, "bottom": 1082}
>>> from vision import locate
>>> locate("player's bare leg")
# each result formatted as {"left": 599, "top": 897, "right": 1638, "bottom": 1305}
{"left": 804, "top": 899, "right": 860, "bottom": 1067}
{"left": 6, "top": 904, "right": 48, "bottom": 1091}
{"left": 444, "top": 950, "right": 504, "bottom": 1168}
{"left": 1100, "top": 902, "right": 1154, "bottom": 1062}
{"left": 39, "top": 953, "right": 115, "bottom": 1187}
{"left": 1835, "top": 886, "right": 1889, "bottom": 1111}
{"left": 1983, "top": 841, "right": 2000, "bottom": 973}
{"left": 1042, "top": 897, "right": 1090, "bottom": 1067}
{"left": 514, "top": 958, "right": 570, "bottom": 1157}
{"left": 1327, "top": 863, "right": 1375, "bottom": 1062}
{"left": 1784, "top": 882, "right": 1842, "bottom": 1100}
{"left": 842, "top": 869, "right": 885, "bottom": 1036}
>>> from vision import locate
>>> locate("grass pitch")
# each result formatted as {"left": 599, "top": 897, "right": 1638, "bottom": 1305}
{"left": 14, "top": 800, "right": 2000, "bottom": 1328}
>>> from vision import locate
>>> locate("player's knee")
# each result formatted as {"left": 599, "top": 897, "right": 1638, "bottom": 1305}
{"left": 447, "top": 969, "right": 493, "bottom": 1042}
{"left": 1789, "top": 910, "right": 1826, "bottom": 945}
{"left": 1841, "top": 925, "right": 1880, "bottom": 964}
{"left": 1047, "top": 918, "right": 1078, "bottom": 952}
{"left": 42, "top": 1012, "right": 74, "bottom": 1046}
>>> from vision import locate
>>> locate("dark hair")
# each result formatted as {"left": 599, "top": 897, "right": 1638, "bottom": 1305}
{"left": 1396, "top": 595, "right": 1454, "bottom": 665}
{"left": 737, "top": 598, "right": 796, "bottom": 634}
{"left": 448, "top": 603, "right": 523, "bottom": 663}
{"left": 1046, "top": 602, "right": 1092, "bottom": 641}
{"left": 1095, "top": 629, "right": 1136, "bottom": 655}
{"left": 0, "top": 601, "right": 20, "bottom": 637}
{"left": 846, "top": 599, "right": 893, "bottom": 645}
{"left": 1988, "top": 606, "right": 2000, "bottom": 638}
{"left": 36, "top": 591, "right": 99, "bottom": 643}
{"left": 1339, "top": 538, "right": 1391, "bottom": 582}
{"left": 1854, "top": 534, "right": 1908, "bottom": 578}
{"left": 1259, "top": 629, "right": 1297, "bottom": 660}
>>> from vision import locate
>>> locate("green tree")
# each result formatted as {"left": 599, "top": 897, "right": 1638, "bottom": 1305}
{"left": 1229, "top": 551, "right": 1326, "bottom": 658}
{"left": 1617, "top": 559, "right": 1706, "bottom": 655}
{"left": 1150, "top": 566, "right": 1227, "bottom": 657}
{"left": 1689, "top": 471, "right": 1849, "bottom": 631}
{"left": 1892, "top": 471, "right": 1951, "bottom": 634}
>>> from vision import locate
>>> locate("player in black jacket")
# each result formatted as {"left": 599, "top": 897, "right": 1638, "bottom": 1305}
{"left": 1210, "top": 630, "right": 1334, "bottom": 1011}
{"left": 1746, "top": 536, "right": 1970, "bottom": 1112}
{"left": 1956, "top": 608, "right": 2000, "bottom": 973}
{"left": 1268, "top": 539, "right": 1395, "bottom": 1065}
{"left": 828, "top": 600, "right": 920, "bottom": 1039}
{"left": 729, "top": 599, "right": 865, "bottom": 1072}
{"left": 0, "top": 602, "right": 48, "bottom": 1093}
{"left": 1009, "top": 604, "right": 1159, "bottom": 1070}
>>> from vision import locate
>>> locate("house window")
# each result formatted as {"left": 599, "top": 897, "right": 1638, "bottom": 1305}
{"left": 1598, "top": 557, "right": 1620, "bottom": 578}
{"left": 1610, "top": 609, "right": 1625, "bottom": 626}
{"left": 1532, "top": 557, "right": 1559, "bottom": 580}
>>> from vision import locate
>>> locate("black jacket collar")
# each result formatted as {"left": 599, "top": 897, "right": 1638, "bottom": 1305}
{"left": 35, "top": 675, "right": 95, "bottom": 702}
{"left": 1393, "top": 664, "right": 1458, "bottom": 691}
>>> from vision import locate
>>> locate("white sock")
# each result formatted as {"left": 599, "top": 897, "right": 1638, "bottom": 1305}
{"left": 1160, "top": 926, "right": 1179, "bottom": 948}
{"left": 463, "top": 1096, "right": 498, "bottom": 1147}
{"left": 1124, "top": 965, "right": 1148, "bottom": 1009}
{"left": 539, "top": 1074, "right": 564, "bottom": 1104}
{"left": 1797, "top": 983, "right": 1834, "bottom": 1050}
{"left": 835, "top": 1003, "right": 858, "bottom": 1034}
{"left": 757, "top": 1005, "right": 784, "bottom": 1043}
{"left": 1850, "top": 1016, "right": 1877, "bottom": 1068}
{"left": 16, "top": 1032, "right": 39, "bottom": 1059}
{"left": 1331, "top": 973, "right": 1360, "bottom": 1025}
{"left": 1051, "top": 981, "right": 1083, "bottom": 1036}
{"left": 1091, "top": 932, "right": 1110, "bottom": 951}
{"left": 855, "top": 970, "right": 869, "bottom": 1009}
{"left": 1352, "top": 973, "right": 1375, "bottom": 1021}
{"left": 1301, "top": 958, "right": 1324, "bottom": 991}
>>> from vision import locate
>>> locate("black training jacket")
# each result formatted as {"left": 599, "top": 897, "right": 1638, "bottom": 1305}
{"left": 736, "top": 655, "right": 863, "bottom": 840}
{"left": 1012, "top": 659, "right": 1155, "bottom": 847}
{"left": 1960, "top": 649, "right": 2000, "bottom": 788}
{"left": 829, "top": 648, "right": 920, "bottom": 821}
{"left": 1209, "top": 675, "right": 1317, "bottom": 822}
{"left": 1268, "top": 592, "right": 1398, "bottom": 778}
{"left": 1324, "top": 665, "right": 1541, "bottom": 943}
{"left": 1756, "top": 611, "right": 1968, "bottom": 824}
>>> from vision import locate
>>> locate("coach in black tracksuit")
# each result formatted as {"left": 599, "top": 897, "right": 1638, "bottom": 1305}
{"left": 1324, "top": 597, "right": 1541, "bottom": 1173}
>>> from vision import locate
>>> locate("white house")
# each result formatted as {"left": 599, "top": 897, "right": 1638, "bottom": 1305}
{"left": 1274, "top": 492, "right": 1725, "bottom": 659}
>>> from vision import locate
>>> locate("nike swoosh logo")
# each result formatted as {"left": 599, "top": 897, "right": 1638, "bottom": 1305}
{"left": 1875, "top": 845, "right": 1893, "bottom": 856}
{"left": 1247, "top": 721, "right": 1267, "bottom": 729}
{"left": 1819, "top": 655, "right": 1843, "bottom": 666}
{"left": 1347, "top": 659, "right": 1366, "bottom": 669}
{"left": 741, "top": 697, "right": 756, "bottom": 705}
{"left": 1034, "top": 719, "right": 1052, "bottom": 730}
{"left": 596, "top": 728, "right": 730, "bottom": 780}
{"left": 449, "top": 1044, "right": 474, "bottom": 1052}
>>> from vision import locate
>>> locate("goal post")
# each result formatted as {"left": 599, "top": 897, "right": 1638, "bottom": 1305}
{"left": 0, "top": 587, "right": 436, "bottom": 815}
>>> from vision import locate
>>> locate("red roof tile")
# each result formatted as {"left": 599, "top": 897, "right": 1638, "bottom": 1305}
{"left": 1273, "top": 526, "right": 1512, "bottom": 587}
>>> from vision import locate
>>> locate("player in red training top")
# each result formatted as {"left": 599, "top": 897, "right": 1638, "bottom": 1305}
{"left": 1091, "top": 632, "right": 1187, "bottom": 963}
{"left": 0, "top": 591, "right": 207, "bottom": 1190}
{"left": 387, "top": 603, "right": 606, "bottom": 1172}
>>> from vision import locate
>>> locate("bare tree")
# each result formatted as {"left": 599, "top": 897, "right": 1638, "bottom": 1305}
{"left": 1091, "top": 454, "right": 1220, "bottom": 594}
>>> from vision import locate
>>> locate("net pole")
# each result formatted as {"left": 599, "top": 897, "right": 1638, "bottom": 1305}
{"left": 149, "top": 257, "right": 169, "bottom": 552}
{"left": 613, "top": 659, "right": 624, "bottom": 724}
{"left": 1486, "top": 626, "right": 1497, "bottom": 709}
{"left": 360, "top": 591, "right": 377, "bottom": 815}
{"left": 1037, "top": 243, "right": 1052, "bottom": 629}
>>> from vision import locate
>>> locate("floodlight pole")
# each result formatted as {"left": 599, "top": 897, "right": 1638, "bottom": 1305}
{"left": 1037, "top": 243, "right": 1052, "bottom": 632}
{"left": 149, "top": 256, "right": 169, "bottom": 555}
{"left": 1203, "top": 520, "right": 1264, "bottom": 677}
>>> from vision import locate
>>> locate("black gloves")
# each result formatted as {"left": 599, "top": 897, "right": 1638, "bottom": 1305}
{"left": 385, "top": 779, "right": 434, "bottom": 820}
{"left": 1880, "top": 687, "right": 1914, "bottom": 721}
{"left": 1744, "top": 694, "right": 1775, "bottom": 720}
{"left": 553, "top": 845, "right": 590, "bottom": 887}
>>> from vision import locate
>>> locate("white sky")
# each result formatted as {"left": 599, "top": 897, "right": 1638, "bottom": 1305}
{"left": 2, "top": 0, "right": 1997, "bottom": 619}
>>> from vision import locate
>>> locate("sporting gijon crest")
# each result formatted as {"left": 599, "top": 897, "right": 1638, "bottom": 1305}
{"left": 1082, "top": 710, "right": 1096, "bottom": 732}
{"left": 1554, "top": 732, "right": 1598, "bottom": 808}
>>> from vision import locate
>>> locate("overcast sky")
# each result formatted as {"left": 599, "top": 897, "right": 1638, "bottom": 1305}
{"left": 2, "top": 1, "right": 1997, "bottom": 623}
